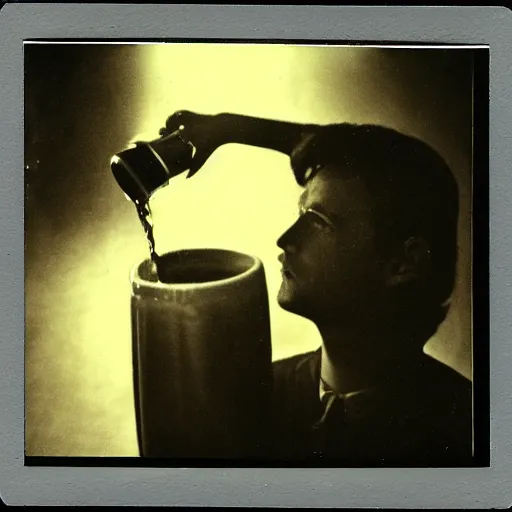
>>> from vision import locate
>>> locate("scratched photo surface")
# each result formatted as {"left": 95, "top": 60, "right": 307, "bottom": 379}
{"left": 24, "top": 43, "right": 477, "bottom": 464}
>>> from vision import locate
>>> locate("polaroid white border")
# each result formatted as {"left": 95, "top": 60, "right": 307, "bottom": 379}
{"left": 1, "top": 4, "right": 510, "bottom": 508}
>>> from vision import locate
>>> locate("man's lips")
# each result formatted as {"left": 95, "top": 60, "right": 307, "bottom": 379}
{"left": 281, "top": 269, "right": 294, "bottom": 280}
{"left": 278, "top": 254, "right": 294, "bottom": 278}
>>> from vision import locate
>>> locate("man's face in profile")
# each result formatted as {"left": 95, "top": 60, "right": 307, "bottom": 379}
{"left": 277, "top": 165, "right": 389, "bottom": 324}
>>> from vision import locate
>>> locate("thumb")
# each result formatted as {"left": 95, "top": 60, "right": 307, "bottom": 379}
{"left": 186, "top": 148, "right": 212, "bottom": 179}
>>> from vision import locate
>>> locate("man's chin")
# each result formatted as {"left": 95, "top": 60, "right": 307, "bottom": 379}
{"left": 277, "top": 295, "right": 294, "bottom": 312}
{"left": 277, "top": 286, "right": 306, "bottom": 316}
{"left": 277, "top": 286, "right": 295, "bottom": 311}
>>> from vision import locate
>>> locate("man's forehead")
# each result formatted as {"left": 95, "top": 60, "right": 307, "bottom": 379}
{"left": 300, "top": 168, "right": 370, "bottom": 212}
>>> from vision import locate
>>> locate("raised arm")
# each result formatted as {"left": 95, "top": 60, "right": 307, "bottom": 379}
{"left": 161, "top": 110, "right": 320, "bottom": 181}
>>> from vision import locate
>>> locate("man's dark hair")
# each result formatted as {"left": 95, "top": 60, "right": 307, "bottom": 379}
{"left": 290, "top": 123, "right": 459, "bottom": 340}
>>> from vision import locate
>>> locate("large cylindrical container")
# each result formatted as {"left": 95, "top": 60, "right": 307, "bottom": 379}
{"left": 130, "top": 248, "right": 273, "bottom": 460}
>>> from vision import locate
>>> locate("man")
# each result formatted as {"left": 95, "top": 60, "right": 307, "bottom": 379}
{"left": 271, "top": 124, "right": 472, "bottom": 465}
{"left": 160, "top": 111, "right": 472, "bottom": 465}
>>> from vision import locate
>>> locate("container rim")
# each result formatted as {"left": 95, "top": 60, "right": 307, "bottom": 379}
{"left": 130, "top": 248, "right": 263, "bottom": 294}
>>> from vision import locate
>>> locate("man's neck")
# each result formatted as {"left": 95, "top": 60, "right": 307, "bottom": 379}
{"left": 318, "top": 322, "right": 426, "bottom": 395}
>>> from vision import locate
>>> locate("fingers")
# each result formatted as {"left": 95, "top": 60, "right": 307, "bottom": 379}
{"left": 157, "top": 110, "right": 216, "bottom": 179}
{"left": 165, "top": 110, "right": 196, "bottom": 132}
{"left": 159, "top": 110, "right": 198, "bottom": 138}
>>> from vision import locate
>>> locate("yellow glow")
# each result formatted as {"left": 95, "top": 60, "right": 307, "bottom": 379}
{"left": 137, "top": 43, "right": 356, "bottom": 362}
{"left": 25, "top": 216, "right": 145, "bottom": 456}
{"left": 137, "top": 43, "right": 473, "bottom": 369}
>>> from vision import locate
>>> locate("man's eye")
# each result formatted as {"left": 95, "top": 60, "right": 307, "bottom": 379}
{"left": 311, "top": 214, "right": 330, "bottom": 228}
{"left": 302, "top": 210, "right": 330, "bottom": 229}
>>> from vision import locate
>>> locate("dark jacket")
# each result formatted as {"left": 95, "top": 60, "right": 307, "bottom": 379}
{"left": 270, "top": 348, "right": 473, "bottom": 466}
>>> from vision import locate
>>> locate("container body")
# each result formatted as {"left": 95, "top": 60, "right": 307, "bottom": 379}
{"left": 111, "top": 130, "right": 194, "bottom": 203}
{"left": 131, "top": 249, "right": 273, "bottom": 459}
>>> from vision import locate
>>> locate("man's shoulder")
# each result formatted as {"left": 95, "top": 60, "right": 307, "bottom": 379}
{"left": 413, "top": 357, "right": 473, "bottom": 462}
{"left": 271, "top": 348, "right": 322, "bottom": 402}
{"left": 272, "top": 349, "right": 321, "bottom": 381}
{"left": 272, "top": 349, "right": 321, "bottom": 369}
{"left": 392, "top": 356, "right": 473, "bottom": 441}
{"left": 421, "top": 355, "right": 472, "bottom": 403}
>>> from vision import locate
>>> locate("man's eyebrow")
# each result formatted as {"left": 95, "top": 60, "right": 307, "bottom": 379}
{"left": 296, "top": 193, "right": 341, "bottom": 224}
{"left": 298, "top": 201, "right": 340, "bottom": 229}
{"left": 307, "top": 202, "right": 340, "bottom": 222}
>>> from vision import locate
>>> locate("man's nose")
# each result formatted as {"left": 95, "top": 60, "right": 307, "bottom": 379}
{"left": 277, "top": 219, "right": 303, "bottom": 252}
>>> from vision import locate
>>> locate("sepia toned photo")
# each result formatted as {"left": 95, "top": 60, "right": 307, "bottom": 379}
{"left": 24, "top": 42, "right": 487, "bottom": 467}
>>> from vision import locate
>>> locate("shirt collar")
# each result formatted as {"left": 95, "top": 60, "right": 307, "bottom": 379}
{"left": 319, "top": 377, "right": 369, "bottom": 405}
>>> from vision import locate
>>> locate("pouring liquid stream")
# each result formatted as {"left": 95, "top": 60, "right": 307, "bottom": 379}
{"left": 135, "top": 200, "right": 161, "bottom": 281}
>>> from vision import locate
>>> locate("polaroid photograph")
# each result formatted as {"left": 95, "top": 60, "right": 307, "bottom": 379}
{"left": 1, "top": 4, "right": 511, "bottom": 508}
{"left": 24, "top": 40, "right": 485, "bottom": 467}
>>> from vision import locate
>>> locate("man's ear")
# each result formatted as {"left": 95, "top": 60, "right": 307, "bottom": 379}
{"left": 386, "top": 236, "right": 431, "bottom": 288}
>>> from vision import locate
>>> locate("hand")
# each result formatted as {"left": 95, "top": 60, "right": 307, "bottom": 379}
{"left": 159, "top": 110, "right": 226, "bottom": 178}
